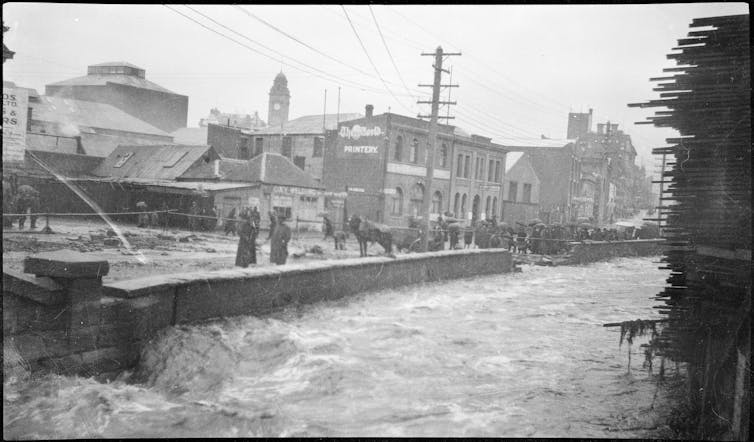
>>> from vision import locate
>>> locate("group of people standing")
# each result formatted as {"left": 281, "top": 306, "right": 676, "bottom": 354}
{"left": 234, "top": 208, "right": 291, "bottom": 268}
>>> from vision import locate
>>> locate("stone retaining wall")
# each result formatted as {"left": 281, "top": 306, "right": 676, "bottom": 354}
{"left": 3, "top": 249, "right": 512, "bottom": 378}
{"left": 566, "top": 239, "right": 665, "bottom": 265}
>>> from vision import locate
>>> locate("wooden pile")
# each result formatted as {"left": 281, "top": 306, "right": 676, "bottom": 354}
{"left": 628, "top": 14, "right": 750, "bottom": 440}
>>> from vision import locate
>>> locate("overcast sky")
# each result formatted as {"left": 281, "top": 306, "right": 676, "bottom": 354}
{"left": 3, "top": 3, "right": 749, "bottom": 171}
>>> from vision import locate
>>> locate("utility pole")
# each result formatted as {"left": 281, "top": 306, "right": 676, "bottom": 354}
{"left": 417, "top": 46, "right": 461, "bottom": 251}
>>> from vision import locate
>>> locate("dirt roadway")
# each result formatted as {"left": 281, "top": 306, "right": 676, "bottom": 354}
{"left": 2, "top": 217, "right": 366, "bottom": 283}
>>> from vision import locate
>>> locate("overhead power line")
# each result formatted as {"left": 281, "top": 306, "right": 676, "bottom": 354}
{"left": 165, "top": 5, "right": 414, "bottom": 98}
{"left": 340, "top": 5, "right": 414, "bottom": 114}
{"left": 233, "top": 5, "right": 405, "bottom": 89}
{"left": 368, "top": 5, "right": 414, "bottom": 99}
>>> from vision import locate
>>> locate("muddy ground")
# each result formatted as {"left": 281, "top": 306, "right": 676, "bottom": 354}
{"left": 2, "top": 217, "right": 372, "bottom": 283}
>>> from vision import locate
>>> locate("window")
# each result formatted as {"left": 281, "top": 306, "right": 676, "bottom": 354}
{"left": 113, "top": 152, "right": 134, "bottom": 168}
{"left": 488, "top": 160, "right": 495, "bottom": 182}
{"left": 492, "top": 197, "right": 498, "bottom": 217}
{"left": 457, "top": 154, "right": 464, "bottom": 176}
{"left": 313, "top": 137, "right": 323, "bottom": 157}
{"left": 523, "top": 183, "right": 532, "bottom": 203}
{"left": 464, "top": 155, "right": 470, "bottom": 178}
{"left": 394, "top": 135, "right": 403, "bottom": 161}
{"left": 508, "top": 181, "right": 518, "bottom": 202}
{"left": 432, "top": 191, "right": 442, "bottom": 214}
{"left": 409, "top": 138, "right": 419, "bottom": 163}
{"left": 453, "top": 192, "right": 460, "bottom": 216}
{"left": 409, "top": 183, "right": 424, "bottom": 216}
{"left": 475, "top": 157, "right": 480, "bottom": 179}
{"left": 485, "top": 196, "right": 491, "bottom": 217}
{"left": 273, "top": 206, "right": 292, "bottom": 219}
{"left": 439, "top": 143, "right": 448, "bottom": 168}
{"left": 495, "top": 160, "right": 502, "bottom": 182}
{"left": 480, "top": 158, "right": 486, "bottom": 180}
{"left": 254, "top": 137, "right": 264, "bottom": 157}
{"left": 293, "top": 156, "right": 306, "bottom": 170}
{"left": 282, "top": 136, "right": 292, "bottom": 157}
{"left": 239, "top": 137, "right": 250, "bottom": 159}
{"left": 461, "top": 193, "right": 467, "bottom": 215}
{"left": 391, "top": 187, "right": 403, "bottom": 215}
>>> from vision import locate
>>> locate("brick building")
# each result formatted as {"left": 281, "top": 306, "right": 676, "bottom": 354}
{"left": 45, "top": 62, "right": 188, "bottom": 133}
{"left": 323, "top": 106, "right": 508, "bottom": 228}
{"left": 501, "top": 152, "right": 541, "bottom": 225}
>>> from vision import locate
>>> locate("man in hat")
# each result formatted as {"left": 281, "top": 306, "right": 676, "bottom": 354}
{"left": 14, "top": 184, "right": 41, "bottom": 230}
{"left": 235, "top": 209, "right": 258, "bottom": 267}
{"left": 136, "top": 201, "right": 149, "bottom": 228}
{"left": 270, "top": 214, "right": 291, "bottom": 265}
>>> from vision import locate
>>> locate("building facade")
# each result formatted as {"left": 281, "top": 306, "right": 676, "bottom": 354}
{"left": 323, "top": 107, "right": 508, "bottom": 227}
{"left": 45, "top": 62, "right": 188, "bottom": 133}
{"left": 501, "top": 152, "right": 541, "bottom": 225}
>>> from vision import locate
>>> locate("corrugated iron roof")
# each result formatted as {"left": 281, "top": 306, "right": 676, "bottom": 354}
{"left": 47, "top": 74, "right": 178, "bottom": 95}
{"left": 30, "top": 95, "right": 168, "bottom": 137}
{"left": 93, "top": 144, "right": 217, "bottom": 180}
{"left": 255, "top": 113, "right": 362, "bottom": 134}
{"left": 222, "top": 152, "right": 322, "bottom": 189}
{"left": 178, "top": 156, "right": 247, "bottom": 180}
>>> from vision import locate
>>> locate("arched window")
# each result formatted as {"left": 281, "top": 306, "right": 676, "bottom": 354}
{"left": 394, "top": 135, "right": 403, "bottom": 161}
{"left": 485, "top": 196, "right": 492, "bottom": 218}
{"left": 432, "top": 191, "right": 442, "bottom": 214}
{"left": 492, "top": 197, "right": 498, "bottom": 218}
{"left": 410, "top": 183, "right": 424, "bottom": 216}
{"left": 409, "top": 138, "right": 419, "bottom": 163}
{"left": 461, "top": 193, "right": 467, "bottom": 216}
{"left": 453, "top": 192, "right": 460, "bottom": 217}
{"left": 391, "top": 187, "right": 403, "bottom": 215}
{"left": 439, "top": 143, "right": 448, "bottom": 168}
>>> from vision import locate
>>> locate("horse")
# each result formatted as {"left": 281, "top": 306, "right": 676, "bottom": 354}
{"left": 348, "top": 215, "right": 393, "bottom": 257}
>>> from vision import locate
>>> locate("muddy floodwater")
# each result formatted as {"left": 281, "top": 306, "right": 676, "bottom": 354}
{"left": 3, "top": 257, "right": 669, "bottom": 438}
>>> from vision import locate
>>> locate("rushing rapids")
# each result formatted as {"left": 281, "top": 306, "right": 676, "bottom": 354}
{"left": 4, "top": 257, "right": 669, "bottom": 438}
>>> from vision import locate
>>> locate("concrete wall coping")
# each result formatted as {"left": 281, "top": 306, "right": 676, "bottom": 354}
{"left": 24, "top": 250, "right": 109, "bottom": 279}
{"left": 102, "top": 249, "right": 508, "bottom": 299}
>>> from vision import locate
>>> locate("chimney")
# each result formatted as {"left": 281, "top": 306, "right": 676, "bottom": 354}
{"left": 214, "top": 159, "right": 220, "bottom": 177}
{"left": 365, "top": 104, "right": 374, "bottom": 118}
{"left": 597, "top": 123, "right": 605, "bottom": 135}
{"left": 609, "top": 123, "right": 619, "bottom": 134}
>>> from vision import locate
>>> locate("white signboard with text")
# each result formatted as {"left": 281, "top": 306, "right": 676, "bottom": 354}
{"left": 2, "top": 87, "right": 29, "bottom": 163}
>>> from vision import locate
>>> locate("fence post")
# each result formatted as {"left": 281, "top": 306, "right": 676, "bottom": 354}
{"left": 41, "top": 213, "right": 54, "bottom": 234}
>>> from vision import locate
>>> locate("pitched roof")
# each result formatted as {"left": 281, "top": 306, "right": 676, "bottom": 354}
{"left": 47, "top": 74, "right": 178, "bottom": 95}
{"left": 24, "top": 150, "right": 104, "bottom": 179}
{"left": 30, "top": 95, "right": 168, "bottom": 137}
{"left": 92, "top": 144, "right": 217, "bottom": 180}
{"left": 88, "top": 61, "right": 144, "bottom": 69}
{"left": 499, "top": 138, "right": 574, "bottom": 150}
{"left": 170, "top": 127, "right": 208, "bottom": 145}
{"left": 505, "top": 151, "right": 525, "bottom": 173}
{"left": 256, "top": 113, "right": 362, "bottom": 134}
{"left": 178, "top": 156, "right": 247, "bottom": 180}
{"left": 222, "top": 152, "right": 322, "bottom": 189}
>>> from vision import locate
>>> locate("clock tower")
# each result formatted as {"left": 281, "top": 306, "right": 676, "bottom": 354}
{"left": 268, "top": 71, "right": 290, "bottom": 129}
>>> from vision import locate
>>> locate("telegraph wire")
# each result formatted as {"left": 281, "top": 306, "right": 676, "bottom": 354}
{"left": 232, "top": 5, "right": 405, "bottom": 89}
{"left": 165, "top": 5, "right": 413, "bottom": 98}
{"left": 182, "top": 5, "right": 390, "bottom": 95}
{"left": 340, "top": 5, "right": 414, "bottom": 114}
{"left": 368, "top": 5, "right": 415, "bottom": 99}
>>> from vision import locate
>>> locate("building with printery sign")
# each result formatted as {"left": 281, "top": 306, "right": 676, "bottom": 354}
{"left": 323, "top": 105, "right": 508, "bottom": 228}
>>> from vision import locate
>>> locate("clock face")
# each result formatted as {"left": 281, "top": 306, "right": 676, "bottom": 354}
{"left": 273, "top": 103, "right": 281, "bottom": 110}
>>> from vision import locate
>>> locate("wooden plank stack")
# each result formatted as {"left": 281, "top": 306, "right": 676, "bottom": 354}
{"left": 628, "top": 14, "right": 750, "bottom": 440}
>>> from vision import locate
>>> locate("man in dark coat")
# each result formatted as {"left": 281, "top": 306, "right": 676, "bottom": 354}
{"left": 14, "top": 184, "right": 41, "bottom": 230}
{"left": 323, "top": 215, "right": 334, "bottom": 239}
{"left": 270, "top": 216, "right": 291, "bottom": 265}
{"left": 3, "top": 178, "right": 14, "bottom": 228}
{"left": 224, "top": 207, "right": 237, "bottom": 236}
{"left": 235, "top": 210, "right": 257, "bottom": 268}
{"left": 188, "top": 201, "right": 200, "bottom": 231}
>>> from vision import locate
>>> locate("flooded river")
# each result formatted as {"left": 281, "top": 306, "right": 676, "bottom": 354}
{"left": 4, "top": 257, "right": 669, "bottom": 438}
